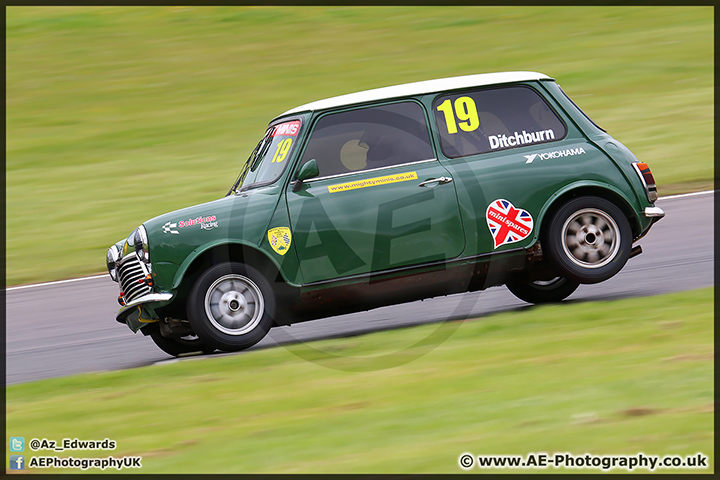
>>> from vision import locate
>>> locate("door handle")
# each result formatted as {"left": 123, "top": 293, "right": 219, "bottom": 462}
{"left": 418, "top": 176, "right": 453, "bottom": 187}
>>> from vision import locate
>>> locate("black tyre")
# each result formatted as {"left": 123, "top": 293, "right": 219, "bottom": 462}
{"left": 506, "top": 276, "right": 579, "bottom": 304}
{"left": 149, "top": 327, "right": 216, "bottom": 357}
{"left": 187, "top": 262, "right": 275, "bottom": 352}
{"left": 543, "top": 196, "right": 632, "bottom": 284}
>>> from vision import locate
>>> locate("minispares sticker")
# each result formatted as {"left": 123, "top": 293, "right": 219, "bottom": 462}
{"left": 272, "top": 121, "right": 301, "bottom": 137}
{"left": 486, "top": 199, "right": 534, "bottom": 249}
{"left": 162, "top": 215, "right": 217, "bottom": 234}
{"left": 268, "top": 227, "right": 292, "bottom": 255}
{"left": 524, "top": 147, "right": 586, "bottom": 164}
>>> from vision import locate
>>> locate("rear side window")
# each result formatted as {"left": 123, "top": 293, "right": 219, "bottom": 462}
{"left": 433, "top": 85, "right": 566, "bottom": 158}
{"left": 299, "top": 101, "right": 434, "bottom": 178}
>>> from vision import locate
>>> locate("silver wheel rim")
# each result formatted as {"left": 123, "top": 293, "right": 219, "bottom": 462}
{"left": 561, "top": 208, "right": 620, "bottom": 269}
{"left": 204, "top": 274, "right": 264, "bottom": 336}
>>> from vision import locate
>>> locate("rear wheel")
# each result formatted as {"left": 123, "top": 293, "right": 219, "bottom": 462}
{"left": 187, "top": 262, "right": 275, "bottom": 352}
{"left": 543, "top": 196, "right": 632, "bottom": 284}
{"left": 507, "top": 276, "right": 579, "bottom": 304}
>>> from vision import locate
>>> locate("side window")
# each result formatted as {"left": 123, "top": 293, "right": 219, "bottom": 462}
{"left": 299, "top": 102, "right": 434, "bottom": 178}
{"left": 433, "top": 86, "right": 567, "bottom": 158}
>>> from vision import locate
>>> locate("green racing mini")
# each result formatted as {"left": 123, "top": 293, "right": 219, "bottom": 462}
{"left": 106, "top": 71, "right": 664, "bottom": 356}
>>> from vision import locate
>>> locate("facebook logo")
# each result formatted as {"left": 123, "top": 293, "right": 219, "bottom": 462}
{"left": 10, "top": 437, "right": 25, "bottom": 452}
{"left": 10, "top": 455, "right": 25, "bottom": 470}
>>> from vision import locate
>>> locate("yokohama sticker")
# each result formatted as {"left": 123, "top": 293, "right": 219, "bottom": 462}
{"left": 524, "top": 147, "right": 586, "bottom": 164}
{"left": 486, "top": 199, "right": 534, "bottom": 249}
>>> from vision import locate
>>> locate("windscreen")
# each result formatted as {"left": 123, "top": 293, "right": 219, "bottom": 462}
{"left": 239, "top": 119, "right": 302, "bottom": 190}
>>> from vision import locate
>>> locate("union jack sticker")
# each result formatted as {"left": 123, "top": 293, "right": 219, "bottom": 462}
{"left": 486, "top": 199, "right": 534, "bottom": 249}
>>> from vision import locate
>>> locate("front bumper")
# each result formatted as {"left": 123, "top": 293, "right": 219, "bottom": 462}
{"left": 116, "top": 293, "right": 174, "bottom": 323}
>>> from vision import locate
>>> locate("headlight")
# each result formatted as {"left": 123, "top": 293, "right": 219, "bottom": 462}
{"left": 106, "top": 244, "right": 121, "bottom": 282}
{"left": 134, "top": 225, "right": 150, "bottom": 264}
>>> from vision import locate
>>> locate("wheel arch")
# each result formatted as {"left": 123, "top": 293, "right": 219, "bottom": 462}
{"left": 164, "top": 241, "right": 296, "bottom": 320}
{"left": 172, "top": 241, "right": 292, "bottom": 292}
{"left": 537, "top": 182, "right": 642, "bottom": 241}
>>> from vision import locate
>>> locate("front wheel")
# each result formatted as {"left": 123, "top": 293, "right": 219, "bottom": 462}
{"left": 543, "top": 196, "right": 632, "bottom": 284}
{"left": 187, "top": 262, "right": 275, "bottom": 352}
{"left": 507, "top": 276, "right": 579, "bottom": 304}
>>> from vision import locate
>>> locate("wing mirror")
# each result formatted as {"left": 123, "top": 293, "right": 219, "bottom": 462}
{"left": 292, "top": 159, "right": 319, "bottom": 192}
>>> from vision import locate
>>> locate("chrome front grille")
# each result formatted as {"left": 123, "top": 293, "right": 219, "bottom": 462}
{"left": 117, "top": 253, "right": 152, "bottom": 303}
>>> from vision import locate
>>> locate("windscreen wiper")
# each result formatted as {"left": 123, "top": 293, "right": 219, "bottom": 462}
{"left": 226, "top": 159, "right": 251, "bottom": 196}
{"left": 226, "top": 129, "right": 272, "bottom": 196}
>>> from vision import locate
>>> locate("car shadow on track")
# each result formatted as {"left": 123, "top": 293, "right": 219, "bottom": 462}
{"left": 135, "top": 290, "right": 655, "bottom": 368}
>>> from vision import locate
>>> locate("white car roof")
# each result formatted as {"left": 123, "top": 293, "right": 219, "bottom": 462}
{"left": 280, "top": 71, "right": 552, "bottom": 117}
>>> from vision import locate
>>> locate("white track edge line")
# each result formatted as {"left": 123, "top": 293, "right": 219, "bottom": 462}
{"left": 6, "top": 274, "right": 109, "bottom": 292}
{"left": 656, "top": 190, "right": 714, "bottom": 201}
{"left": 5, "top": 190, "right": 714, "bottom": 292}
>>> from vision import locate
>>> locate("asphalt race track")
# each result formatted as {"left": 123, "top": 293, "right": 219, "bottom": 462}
{"left": 6, "top": 192, "right": 713, "bottom": 385}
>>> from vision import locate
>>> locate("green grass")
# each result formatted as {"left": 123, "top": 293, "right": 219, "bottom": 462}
{"left": 5, "top": 6, "right": 713, "bottom": 286}
{"left": 6, "top": 288, "right": 714, "bottom": 473}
